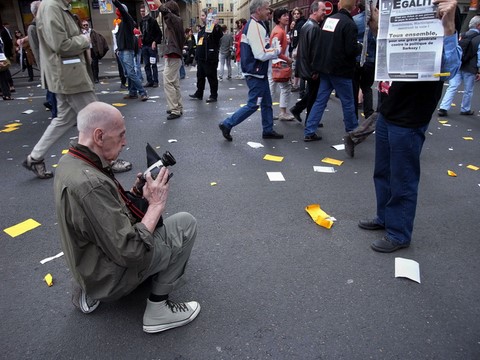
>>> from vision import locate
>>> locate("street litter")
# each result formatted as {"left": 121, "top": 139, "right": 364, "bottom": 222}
{"left": 305, "top": 204, "right": 335, "bottom": 229}
{"left": 395, "top": 258, "right": 420, "bottom": 283}
{"left": 267, "top": 172, "right": 285, "bottom": 181}
{"left": 44, "top": 273, "right": 53, "bottom": 287}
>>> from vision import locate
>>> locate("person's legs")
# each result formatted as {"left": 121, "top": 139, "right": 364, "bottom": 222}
{"left": 115, "top": 53, "right": 127, "bottom": 86}
{"left": 0, "top": 71, "right": 11, "bottom": 98}
{"left": 222, "top": 76, "right": 263, "bottom": 129}
{"left": 304, "top": 74, "right": 332, "bottom": 137}
{"left": 360, "top": 62, "right": 375, "bottom": 118}
{"left": 147, "top": 212, "right": 197, "bottom": 294}
{"left": 193, "top": 60, "right": 206, "bottom": 97}
{"left": 219, "top": 54, "right": 226, "bottom": 78}
{"left": 306, "top": 78, "right": 320, "bottom": 115}
{"left": 149, "top": 47, "right": 159, "bottom": 85}
{"left": 46, "top": 91, "right": 58, "bottom": 118}
{"left": 460, "top": 72, "right": 475, "bottom": 112}
{"left": 91, "top": 55, "right": 99, "bottom": 83}
{"left": 278, "top": 80, "right": 291, "bottom": 112}
{"left": 259, "top": 77, "right": 275, "bottom": 134}
{"left": 30, "top": 91, "right": 97, "bottom": 160}
{"left": 382, "top": 120, "right": 428, "bottom": 245}
{"left": 226, "top": 56, "right": 232, "bottom": 78}
{"left": 163, "top": 57, "right": 182, "bottom": 115}
{"left": 179, "top": 61, "right": 186, "bottom": 79}
{"left": 206, "top": 60, "right": 219, "bottom": 99}
{"left": 142, "top": 212, "right": 200, "bottom": 333}
{"left": 439, "top": 71, "right": 462, "bottom": 111}
{"left": 142, "top": 46, "right": 153, "bottom": 85}
{"left": 118, "top": 50, "right": 147, "bottom": 97}
{"left": 373, "top": 113, "right": 390, "bottom": 228}
{"left": 330, "top": 74, "right": 358, "bottom": 132}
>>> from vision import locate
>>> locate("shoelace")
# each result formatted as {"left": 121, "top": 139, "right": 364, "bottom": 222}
{"left": 166, "top": 300, "right": 189, "bottom": 313}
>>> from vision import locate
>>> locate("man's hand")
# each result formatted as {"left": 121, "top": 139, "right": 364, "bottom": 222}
{"left": 435, "top": 0, "right": 457, "bottom": 36}
{"left": 143, "top": 166, "right": 169, "bottom": 207}
{"left": 141, "top": 166, "right": 170, "bottom": 232}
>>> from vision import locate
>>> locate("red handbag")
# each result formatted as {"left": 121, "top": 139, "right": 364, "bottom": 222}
{"left": 272, "top": 62, "right": 291, "bottom": 82}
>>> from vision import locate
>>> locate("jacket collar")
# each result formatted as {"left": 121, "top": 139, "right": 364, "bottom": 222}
{"left": 70, "top": 140, "right": 113, "bottom": 174}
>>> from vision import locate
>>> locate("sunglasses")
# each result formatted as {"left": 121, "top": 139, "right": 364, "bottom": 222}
{"left": 82, "top": 24, "right": 89, "bottom": 27}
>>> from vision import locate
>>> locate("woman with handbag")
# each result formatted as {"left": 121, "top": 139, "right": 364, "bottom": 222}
{"left": 269, "top": 8, "right": 295, "bottom": 121}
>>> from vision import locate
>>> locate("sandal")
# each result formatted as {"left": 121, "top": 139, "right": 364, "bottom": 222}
{"left": 3, "top": 96, "right": 13, "bottom": 100}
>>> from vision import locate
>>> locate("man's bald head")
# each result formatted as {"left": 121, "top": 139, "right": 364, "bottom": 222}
{"left": 77, "top": 102, "right": 127, "bottom": 163}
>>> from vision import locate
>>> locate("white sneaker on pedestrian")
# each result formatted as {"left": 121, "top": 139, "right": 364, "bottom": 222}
{"left": 143, "top": 299, "right": 201, "bottom": 333}
{"left": 278, "top": 113, "right": 295, "bottom": 121}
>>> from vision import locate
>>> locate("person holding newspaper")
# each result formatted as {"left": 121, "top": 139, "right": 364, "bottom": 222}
{"left": 358, "top": 0, "right": 461, "bottom": 253}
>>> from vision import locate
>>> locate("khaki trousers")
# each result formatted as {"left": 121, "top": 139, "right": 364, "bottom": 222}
{"left": 144, "top": 212, "right": 197, "bottom": 296}
{"left": 163, "top": 57, "right": 183, "bottom": 116}
{"left": 31, "top": 91, "right": 97, "bottom": 160}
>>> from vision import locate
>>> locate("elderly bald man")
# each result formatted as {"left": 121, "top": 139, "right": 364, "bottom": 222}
{"left": 54, "top": 102, "right": 200, "bottom": 333}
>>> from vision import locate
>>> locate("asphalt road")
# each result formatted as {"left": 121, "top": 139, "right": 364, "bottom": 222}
{"left": 0, "top": 60, "right": 479, "bottom": 359}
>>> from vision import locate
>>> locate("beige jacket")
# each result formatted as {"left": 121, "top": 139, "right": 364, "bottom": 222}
{"left": 36, "top": 0, "right": 93, "bottom": 94}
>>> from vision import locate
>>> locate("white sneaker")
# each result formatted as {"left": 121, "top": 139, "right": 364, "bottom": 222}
{"left": 143, "top": 299, "right": 201, "bottom": 333}
{"left": 278, "top": 113, "right": 295, "bottom": 121}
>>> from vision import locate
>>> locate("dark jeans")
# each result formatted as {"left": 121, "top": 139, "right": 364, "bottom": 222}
{"left": 46, "top": 90, "right": 57, "bottom": 118}
{"left": 353, "top": 62, "right": 375, "bottom": 119}
{"left": 373, "top": 113, "right": 428, "bottom": 245}
{"left": 194, "top": 59, "right": 218, "bottom": 99}
{"left": 141, "top": 46, "right": 159, "bottom": 85}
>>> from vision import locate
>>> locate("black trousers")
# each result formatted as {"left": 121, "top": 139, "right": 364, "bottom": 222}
{"left": 194, "top": 59, "right": 218, "bottom": 99}
{"left": 291, "top": 77, "right": 320, "bottom": 117}
{"left": 353, "top": 62, "right": 375, "bottom": 119}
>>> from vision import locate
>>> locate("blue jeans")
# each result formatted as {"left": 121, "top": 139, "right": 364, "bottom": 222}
{"left": 439, "top": 70, "right": 475, "bottom": 112}
{"left": 222, "top": 75, "right": 274, "bottom": 134}
{"left": 373, "top": 114, "right": 428, "bottom": 245}
{"left": 46, "top": 90, "right": 57, "bottom": 118}
{"left": 179, "top": 61, "right": 186, "bottom": 79}
{"left": 305, "top": 74, "right": 358, "bottom": 136}
{"left": 118, "top": 50, "right": 146, "bottom": 97}
{"left": 142, "top": 46, "right": 158, "bottom": 84}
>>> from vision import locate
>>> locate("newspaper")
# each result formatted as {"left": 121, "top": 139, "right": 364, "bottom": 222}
{"left": 375, "top": 0, "right": 444, "bottom": 81}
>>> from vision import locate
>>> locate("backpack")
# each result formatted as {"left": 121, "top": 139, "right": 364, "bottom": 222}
{"left": 459, "top": 31, "right": 480, "bottom": 65}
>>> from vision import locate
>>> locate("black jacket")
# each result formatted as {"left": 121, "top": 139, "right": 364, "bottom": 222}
{"left": 460, "top": 29, "right": 480, "bottom": 74}
{"left": 380, "top": 81, "right": 444, "bottom": 128}
{"left": 314, "top": 8, "right": 362, "bottom": 78}
{"left": 195, "top": 24, "right": 223, "bottom": 62}
{"left": 290, "top": 16, "right": 307, "bottom": 52}
{"left": 140, "top": 16, "right": 162, "bottom": 47}
{"left": 113, "top": 0, "right": 136, "bottom": 51}
{"left": 296, "top": 18, "right": 322, "bottom": 80}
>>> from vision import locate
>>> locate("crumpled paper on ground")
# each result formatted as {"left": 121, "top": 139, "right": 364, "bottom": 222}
{"left": 305, "top": 204, "right": 334, "bottom": 229}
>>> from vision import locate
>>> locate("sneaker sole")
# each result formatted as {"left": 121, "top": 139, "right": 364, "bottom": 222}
{"left": 79, "top": 292, "right": 100, "bottom": 314}
{"left": 143, "top": 303, "right": 201, "bottom": 333}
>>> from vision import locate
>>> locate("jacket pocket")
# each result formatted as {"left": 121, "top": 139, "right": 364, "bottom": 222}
{"left": 59, "top": 56, "right": 88, "bottom": 89}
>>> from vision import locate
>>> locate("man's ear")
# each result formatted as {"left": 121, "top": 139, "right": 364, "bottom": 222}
{"left": 92, "top": 128, "right": 103, "bottom": 146}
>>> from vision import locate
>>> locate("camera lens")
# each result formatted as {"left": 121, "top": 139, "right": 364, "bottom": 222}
{"left": 161, "top": 151, "right": 176, "bottom": 167}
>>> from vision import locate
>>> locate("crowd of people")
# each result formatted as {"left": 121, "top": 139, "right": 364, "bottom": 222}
{"left": 0, "top": 0, "right": 470, "bottom": 334}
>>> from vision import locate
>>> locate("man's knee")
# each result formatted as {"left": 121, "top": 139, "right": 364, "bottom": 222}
{"left": 169, "top": 212, "right": 197, "bottom": 239}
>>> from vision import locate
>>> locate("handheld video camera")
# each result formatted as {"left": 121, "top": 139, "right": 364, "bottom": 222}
{"left": 143, "top": 150, "right": 176, "bottom": 181}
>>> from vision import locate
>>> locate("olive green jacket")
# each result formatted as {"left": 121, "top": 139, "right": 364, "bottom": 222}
{"left": 36, "top": 0, "right": 94, "bottom": 94}
{"left": 54, "top": 144, "right": 154, "bottom": 301}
